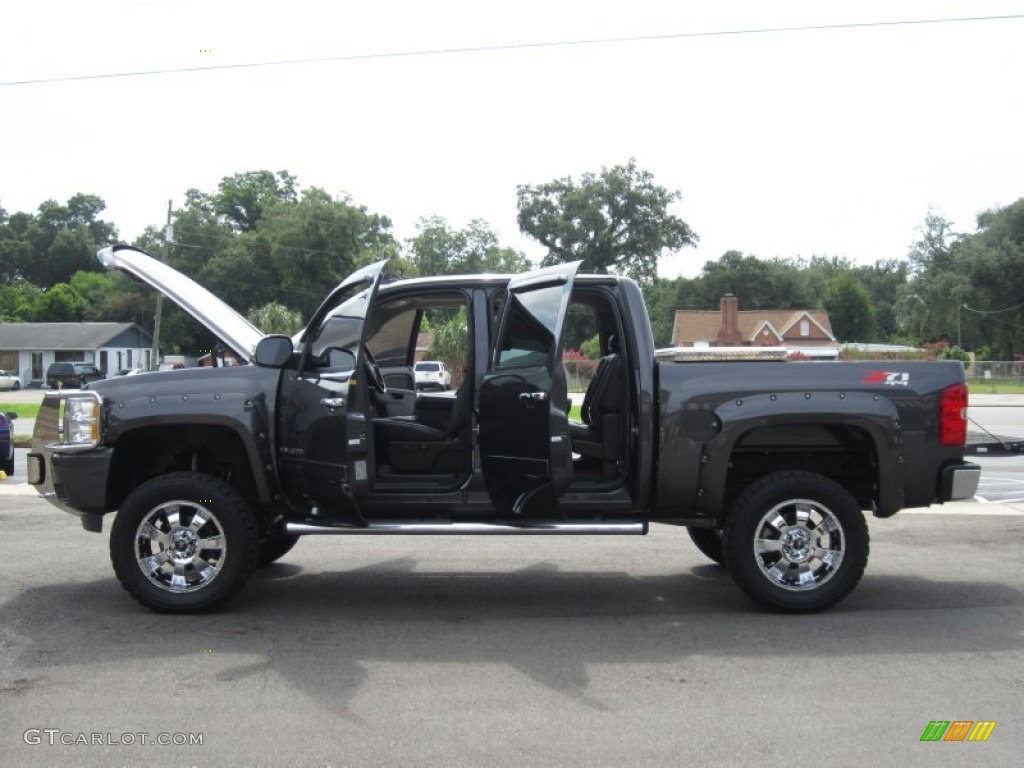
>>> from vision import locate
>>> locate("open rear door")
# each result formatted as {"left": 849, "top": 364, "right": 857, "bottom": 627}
{"left": 479, "top": 262, "right": 579, "bottom": 517}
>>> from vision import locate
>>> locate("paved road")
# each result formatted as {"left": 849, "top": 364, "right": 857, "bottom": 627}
{"left": 1, "top": 493, "right": 1021, "bottom": 767}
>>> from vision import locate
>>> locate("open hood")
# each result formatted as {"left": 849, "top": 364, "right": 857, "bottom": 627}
{"left": 97, "top": 244, "right": 263, "bottom": 362}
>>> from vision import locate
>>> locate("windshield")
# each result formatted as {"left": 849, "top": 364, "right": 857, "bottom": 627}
{"left": 416, "top": 362, "right": 440, "bottom": 371}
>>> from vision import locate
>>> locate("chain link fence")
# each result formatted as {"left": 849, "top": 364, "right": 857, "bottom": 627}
{"left": 970, "top": 361, "right": 1024, "bottom": 391}
{"left": 564, "top": 360, "right": 597, "bottom": 393}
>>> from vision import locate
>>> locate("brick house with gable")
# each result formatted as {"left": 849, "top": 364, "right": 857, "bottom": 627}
{"left": 671, "top": 295, "right": 840, "bottom": 360}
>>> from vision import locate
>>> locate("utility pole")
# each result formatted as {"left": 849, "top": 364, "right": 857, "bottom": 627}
{"left": 150, "top": 200, "right": 171, "bottom": 370}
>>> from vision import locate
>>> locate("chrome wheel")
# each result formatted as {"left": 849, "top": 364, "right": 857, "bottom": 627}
{"left": 111, "top": 472, "right": 258, "bottom": 612}
{"left": 723, "top": 471, "right": 869, "bottom": 613}
{"left": 752, "top": 499, "right": 844, "bottom": 591}
{"left": 134, "top": 501, "right": 227, "bottom": 593}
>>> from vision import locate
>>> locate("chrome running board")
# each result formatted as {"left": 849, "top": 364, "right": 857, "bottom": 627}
{"left": 286, "top": 520, "right": 647, "bottom": 535}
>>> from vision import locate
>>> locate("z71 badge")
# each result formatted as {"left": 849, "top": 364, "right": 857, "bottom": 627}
{"left": 863, "top": 370, "right": 910, "bottom": 386}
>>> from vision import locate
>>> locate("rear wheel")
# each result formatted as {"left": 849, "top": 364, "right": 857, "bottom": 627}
{"left": 257, "top": 534, "right": 299, "bottom": 566}
{"left": 723, "top": 471, "right": 869, "bottom": 613}
{"left": 687, "top": 526, "right": 724, "bottom": 565}
{"left": 110, "top": 472, "right": 258, "bottom": 613}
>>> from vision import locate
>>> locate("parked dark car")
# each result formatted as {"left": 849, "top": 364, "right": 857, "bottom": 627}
{"left": 45, "top": 362, "right": 106, "bottom": 389}
{"left": 1, "top": 411, "right": 16, "bottom": 475}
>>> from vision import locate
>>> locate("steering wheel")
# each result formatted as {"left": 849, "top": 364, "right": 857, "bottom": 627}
{"left": 363, "top": 348, "right": 387, "bottom": 394}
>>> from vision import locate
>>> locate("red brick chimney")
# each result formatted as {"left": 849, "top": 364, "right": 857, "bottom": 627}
{"left": 716, "top": 294, "right": 743, "bottom": 346}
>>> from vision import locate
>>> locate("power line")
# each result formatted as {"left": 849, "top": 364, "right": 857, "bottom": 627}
{"left": 3, "top": 13, "right": 1023, "bottom": 87}
{"left": 963, "top": 301, "right": 1024, "bottom": 315}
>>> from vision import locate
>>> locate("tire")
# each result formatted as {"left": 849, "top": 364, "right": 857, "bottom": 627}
{"left": 110, "top": 472, "right": 259, "bottom": 613}
{"left": 257, "top": 534, "right": 299, "bottom": 567}
{"left": 722, "top": 471, "right": 869, "bottom": 613}
{"left": 2, "top": 454, "right": 13, "bottom": 476}
{"left": 687, "top": 526, "right": 725, "bottom": 565}
{"left": 13, "top": 381, "right": 20, "bottom": 391}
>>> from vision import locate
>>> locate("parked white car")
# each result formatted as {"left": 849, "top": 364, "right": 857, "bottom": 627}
{"left": 414, "top": 360, "right": 452, "bottom": 390}
{"left": 0, "top": 369, "right": 22, "bottom": 391}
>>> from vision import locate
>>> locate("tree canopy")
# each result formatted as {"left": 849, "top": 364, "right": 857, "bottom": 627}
{"left": 516, "top": 159, "right": 697, "bottom": 287}
{"left": 4, "top": 171, "right": 1024, "bottom": 361}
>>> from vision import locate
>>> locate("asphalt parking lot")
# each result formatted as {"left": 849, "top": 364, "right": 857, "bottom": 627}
{"left": 1, "top": 489, "right": 1021, "bottom": 767}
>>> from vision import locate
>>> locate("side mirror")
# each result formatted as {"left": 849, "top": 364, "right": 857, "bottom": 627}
{"left": 253, "top": 335, "right": 294, "bottom": 368}
{"left": 325, "top": 348, "right": 356, "bottom": 371}
{"left": 5, "top": 412, "right": 16, "bottom": 421}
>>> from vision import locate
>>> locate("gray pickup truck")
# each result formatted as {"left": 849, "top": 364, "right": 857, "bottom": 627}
{"left": 29, "top": 245, "right": 980, "bottom": 614}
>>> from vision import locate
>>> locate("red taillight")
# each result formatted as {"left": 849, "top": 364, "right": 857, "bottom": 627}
{"left": 0, "top": 414, "right": 5, "bottom": 428}
{"left": 939, "top": 383, "right": 968, "bottom": 446}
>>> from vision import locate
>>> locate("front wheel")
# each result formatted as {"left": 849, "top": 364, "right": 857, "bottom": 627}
{"left": 110, "top": 472, "right": 259, "bottom": 613}
{"left": 722, "top": 471, "right": 869, "bottom": 613}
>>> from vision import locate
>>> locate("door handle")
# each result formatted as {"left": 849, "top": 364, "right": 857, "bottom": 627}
{"left": 518, "top": 391, "right": 548, "bottom": 405}
{"left": 319, "top": 397, "right": 346, "bottom": 409}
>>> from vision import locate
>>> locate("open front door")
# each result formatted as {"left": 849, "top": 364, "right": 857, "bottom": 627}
{"left": 479, "top": 262, "right": 579, "bottom": 517}
{"left": 276, "top": 261, "right": 387, "bottom": 519}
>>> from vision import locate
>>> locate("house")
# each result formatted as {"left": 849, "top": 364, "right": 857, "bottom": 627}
{"left": 0, "top": 322, "right": 154, "bottom": 387}
{"left": 671, "top": 295, "right": 840, "bottom": 360}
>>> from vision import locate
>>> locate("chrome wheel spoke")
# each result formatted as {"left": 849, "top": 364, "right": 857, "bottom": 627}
{"left": 192, "top": 558, "right": 218, "bottom": 584}
{"left": 170, "top": 563, "right": 188, "bottom": 590}
{"left": 139, "top": 551, "right": 171, "bottom": 574}
{"left": 757, "top": 538, "right": 783, "bottom": 555}
{"left": 134, "top": 500, "right": 227, "bottom": 594}
{"left": 813, "top": 546, "right": 842, "bottom": 568}
{"left": 139, "top": 522, "right": 169, "bottom": 549}
{"left": 188, "top": 511, "right": 209, "bottom": 533}
{"left": 755, "top": 498, "right": 845, "bottom": 592}
{"left": 197, "top": 535, "right": 224, "bottom": 552}
{"left": 796, "top": 564, "right": 817, "bottom": 586}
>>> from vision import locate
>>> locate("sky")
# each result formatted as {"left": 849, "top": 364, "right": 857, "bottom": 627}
{"left": 1, "top": 0, "right": 1023, "bottom": 279}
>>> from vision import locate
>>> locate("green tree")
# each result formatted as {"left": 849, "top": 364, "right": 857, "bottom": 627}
{"left": 0, "top": 194, "right": 117, "bottom": 287}
{"left": 826, "top": 272, "right": 877, "bottom": 342}
{"left": 516, "top": 159, "right": 697, "bottom": 286}
{"left": 410, "top": 216, "right": 530, "bottom": 275}
{"left": 214, "top": 170, "right": 298, "bottom": 232}
{"left": 247, "top": 301, "right": 304, "bottom": 335}
{"left": 426, "top": 306, "right": 469, "bottom": 383}
{"left": 33, "top": 283, "right": 89, "bottom": 321}
{"left": 697, "top": 251, "right": 818, "bottom": 311}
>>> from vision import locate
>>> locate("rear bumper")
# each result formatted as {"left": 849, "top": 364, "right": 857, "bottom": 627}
{"left": 940, "top": 462, "right": 981, "bottom": 502}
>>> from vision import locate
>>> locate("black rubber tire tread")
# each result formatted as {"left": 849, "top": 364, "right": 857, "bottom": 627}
{"left": 687, "top": 526, "right": 725, "bottom": 565}
{"left": 2, "top": 455, "right": 14, "bottom": 476}
{"left": 110, "top": 472, "right": 259, "bottom": 613}
{"left": 722, "top": 470, "right": 869, "bottom": 613}
{"left": 257, "top": 534, "right": 299, "bottom": 567}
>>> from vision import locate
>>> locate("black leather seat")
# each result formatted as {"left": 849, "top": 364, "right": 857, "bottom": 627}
{"left": 374, "top": 380, "right": 471, "bottom": 473}
{"left": 569, "top": 335, "right": 623, "bottom": 477}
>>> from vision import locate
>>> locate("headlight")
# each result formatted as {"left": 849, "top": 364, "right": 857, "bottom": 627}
{"left": 62, "top": 395, "right": 102, "bottom": 448}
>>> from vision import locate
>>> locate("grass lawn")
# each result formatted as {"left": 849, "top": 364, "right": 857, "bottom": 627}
{"left": 0, "top": 403, "right": 40, "bottom": 419}
{"left": 968, "top": 380, "right": 1024, "bottom": 395}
